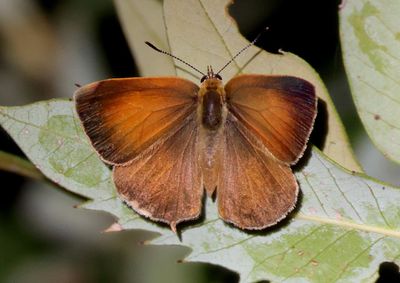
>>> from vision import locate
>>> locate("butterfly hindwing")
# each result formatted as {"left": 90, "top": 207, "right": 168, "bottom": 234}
{"left": 113, "top": 113, "right": 202, "bottom": 232}
{"left": 217, "top": 113, "right": 298, "bottom": 229}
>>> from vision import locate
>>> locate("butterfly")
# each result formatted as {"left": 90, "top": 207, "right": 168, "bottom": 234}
{"left": 74, "top": 40, "right": 317, "bottom": 233}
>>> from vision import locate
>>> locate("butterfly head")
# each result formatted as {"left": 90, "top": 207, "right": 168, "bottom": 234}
{"left": 200, "top": 66, "right": 222, "bottom": 83}
{"left": 200, "top": 65, "right": 224, "bottom": 93}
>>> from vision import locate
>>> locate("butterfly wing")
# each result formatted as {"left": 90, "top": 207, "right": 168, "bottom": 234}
{"left": 74, "top": 77, "right": 199, "bottom": 165}
{"left": 218, "top": 113, "right": 298, "bottom": 229}
{"left": 225, "top": 75, "right": 317, "bottom": 164}
{"left": 113, "top": 112, "right": 202, "bottom": 232}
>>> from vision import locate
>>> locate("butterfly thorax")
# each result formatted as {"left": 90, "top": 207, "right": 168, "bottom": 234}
{"left": 199, "top": 77, "right": 226, "bottom": 131}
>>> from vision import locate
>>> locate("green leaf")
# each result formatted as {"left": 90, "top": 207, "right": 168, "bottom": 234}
{"left": 117, "top": 0, "right": 361, "bottom": 172}
{"left": 1, "top": 99, "right": 400, "bottom": 282}
{"left": 0, "top": 101, "right": 114, "bottom": 200}
{"left": 340, "top": 0, "right": 400, "bottom": 164}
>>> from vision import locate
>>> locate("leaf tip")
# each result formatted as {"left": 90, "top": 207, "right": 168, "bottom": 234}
{"left": 103, "top": 222, "right": 123, "bottom": 233}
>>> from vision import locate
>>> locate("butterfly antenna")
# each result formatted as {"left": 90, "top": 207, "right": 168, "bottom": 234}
{"left": 216, "top": 27, "right": 269, "bottom": 75}
{"left": 145, "top": 41, "right": 206, "bottom": 77}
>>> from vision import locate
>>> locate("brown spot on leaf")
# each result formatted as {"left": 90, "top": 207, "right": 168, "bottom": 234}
{"left": 311, "top": 259, "right": 319, "bottom": 266}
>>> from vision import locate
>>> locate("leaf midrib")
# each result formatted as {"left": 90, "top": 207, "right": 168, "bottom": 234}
{"left": 298, "top": 213, "right": 399, "bottom": 237}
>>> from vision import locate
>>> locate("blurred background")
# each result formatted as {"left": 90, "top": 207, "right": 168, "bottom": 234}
{"left": 1, "top": 0, "right": 399, "bottom": 282}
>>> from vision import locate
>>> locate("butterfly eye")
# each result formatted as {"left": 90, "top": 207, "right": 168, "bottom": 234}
{"left": 215, "top": 74, "right": 222, "bottom": 80}
{"left": 200, "top": 75, "right": 207, "bottom": 83}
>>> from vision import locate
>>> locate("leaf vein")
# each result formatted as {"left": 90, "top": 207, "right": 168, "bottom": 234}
{"left": 332, "top": 235, "right": 386, "bottom": 282}
{"left": 282, "top": 229, "right": 353, "bottom": 281}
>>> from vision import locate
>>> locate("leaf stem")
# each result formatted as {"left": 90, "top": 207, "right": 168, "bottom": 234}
{"left": 0, "top": 150, "right": 44, "bottom": 180}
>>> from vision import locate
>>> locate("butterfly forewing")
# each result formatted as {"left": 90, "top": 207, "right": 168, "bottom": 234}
{"left": 113, "top": 113, "right": 202, "bottom": 232}
{"left": 218, "top": 113, "right": 298, "bottom": 229}
{"left": 74, "top": 77, "right": 199, "bottom": 165}
{"left": 225, "top": 75, "right": 317, "bottom": 164}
